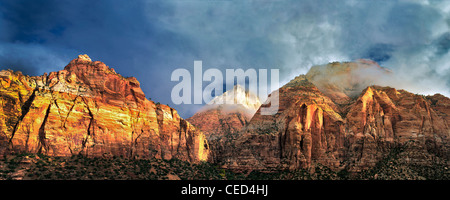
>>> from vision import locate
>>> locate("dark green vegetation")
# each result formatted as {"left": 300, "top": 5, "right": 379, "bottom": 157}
{"left": 0, "top": 154, "right": 226, "bottom": 180}
{"left": 355, "top": 144, "right": 450, "bottom": 180}
{"left": 0, "top": 150, "right": 448, "bottom": 180}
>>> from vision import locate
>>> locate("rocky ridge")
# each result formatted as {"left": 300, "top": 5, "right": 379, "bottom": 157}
{"left": 187, "top": 85, "right": 261, "bottom": 162}
{"left": 1, "top": 56, "right": 448, "bottom": 177}
{"left": 188, "top": 85, "right": 261, "bottom": 139}
{"left": 217, "top": 61, "right": 450, "bottom": 172}
{"left": 0, "top": 55, "right": 209, "bottom": 163}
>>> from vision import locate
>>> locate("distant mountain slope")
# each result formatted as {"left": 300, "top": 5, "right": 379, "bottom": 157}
{"left": 187, "top": 85, "right": 261, "bottom": 139}
{"left": 187, "top": 85, "right": 261, "bottom": 163}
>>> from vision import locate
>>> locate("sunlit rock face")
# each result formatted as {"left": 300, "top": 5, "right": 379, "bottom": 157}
{"left": 188, "top": 85, "right": 261, "bottom": 139}
{"left": 1, "top": 56, "right": 448, "bottom": 173}
{"left": 0, "top": 55, "right": 209, "bottom": 163}
{"left": 219, "top": 60, "right": 450, "bottom": 172}
{"left": 187, "top": 85, "right": 261, "bottom": 163}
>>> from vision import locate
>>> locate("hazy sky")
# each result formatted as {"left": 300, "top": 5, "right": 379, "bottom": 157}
{"left": 1, "top": 0, "right": 450, "bottom": 118}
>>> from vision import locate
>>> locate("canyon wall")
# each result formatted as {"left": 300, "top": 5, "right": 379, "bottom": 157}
{"left": 0, "top": 55, "right": 209, "bottom": 162}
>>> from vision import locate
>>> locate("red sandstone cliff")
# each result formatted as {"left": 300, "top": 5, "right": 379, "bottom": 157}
{"left": 219, "top": 61, "right": 450, "bottom": 172}
{"left": 0, "top": 55, "right": 209, "bottom": 162}
{"left": 1, "top": 57, "right": 448, "bottom": 173}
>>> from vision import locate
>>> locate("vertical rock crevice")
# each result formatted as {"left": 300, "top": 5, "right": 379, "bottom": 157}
{"left": 37, "top": 103, "right": 52, "bottom": 154}
{"left": 9, "top": 88, "right": 38, "bottom": 145}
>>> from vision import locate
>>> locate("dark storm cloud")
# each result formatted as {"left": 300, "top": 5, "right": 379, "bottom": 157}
{"left": 436, "top": 32, "right": 450, "bottom": 56}
{"left": 363, "top": 44, "right": 395, "bottom": 63}
{"left": 1, "top": 0, "right": 65, "bottom": 43}
{"left": 0, "top": 0, "right": 76, "bottom": 76}
{"left": 1, "top": 0, "right": 450, "bottom": 118}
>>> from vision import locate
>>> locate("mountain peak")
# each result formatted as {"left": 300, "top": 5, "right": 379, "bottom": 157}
{"left": 187, "top": 84, "right": 262, "bottom": 140}
{"left": 233, "top": 84, "right": 245, "bottom": 91}
{"left": 77, "top": 54, "right": 92, "bottom": 62}
{"left": 305, "top": 60, "right": 392, "bottom": 104}
{"left": 207, "top": 84, "right": 261, "bottom": 111}
{"left": 0, "top": 55, "right": 209, "bottom": 163}
{"left": 46, "top": 55, "right": 146, "bottom": 106}
{"left": 64, "top": 55, "right": 119, "bottom": 76}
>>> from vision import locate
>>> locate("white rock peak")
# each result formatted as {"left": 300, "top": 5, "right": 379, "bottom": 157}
{"left": 77, "top": 54, "right": 92, "bottom": 62}
{"left": 207, "top": 84, "right": 261, "bottom": 111}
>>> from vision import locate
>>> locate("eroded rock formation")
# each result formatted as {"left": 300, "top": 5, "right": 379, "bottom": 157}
{"left": 188, "top": 85, "right": 261, "bottom": 138}
{"left": 219, "top": 61, "right": 449, "bottom": 172}
{"left": 0, "top": 55, "right": 209, "bottom": 163}
{"left": 187, "top": 84, "right": 261, "bottom": 163}
{"left": 1, "top": 56, "right": 448, "bottom": 173}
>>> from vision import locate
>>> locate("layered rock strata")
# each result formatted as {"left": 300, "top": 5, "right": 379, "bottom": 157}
{"left": 219, "top": 61, "right": 449, "bottom": 172}
{"left": 0, "top": 55, "right": 209, "bottom": 162}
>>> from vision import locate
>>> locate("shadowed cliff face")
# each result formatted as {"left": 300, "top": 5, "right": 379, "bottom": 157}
{"left": 0, "top": 55, "right": 209, "bottom": 163}
{"left": 218, "top": 61, "right": 450, "bottom": 172}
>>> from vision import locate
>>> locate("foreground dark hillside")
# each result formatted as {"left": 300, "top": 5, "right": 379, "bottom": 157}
{"left": 1, "top": 149, "right": 447, "bottom": 180}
